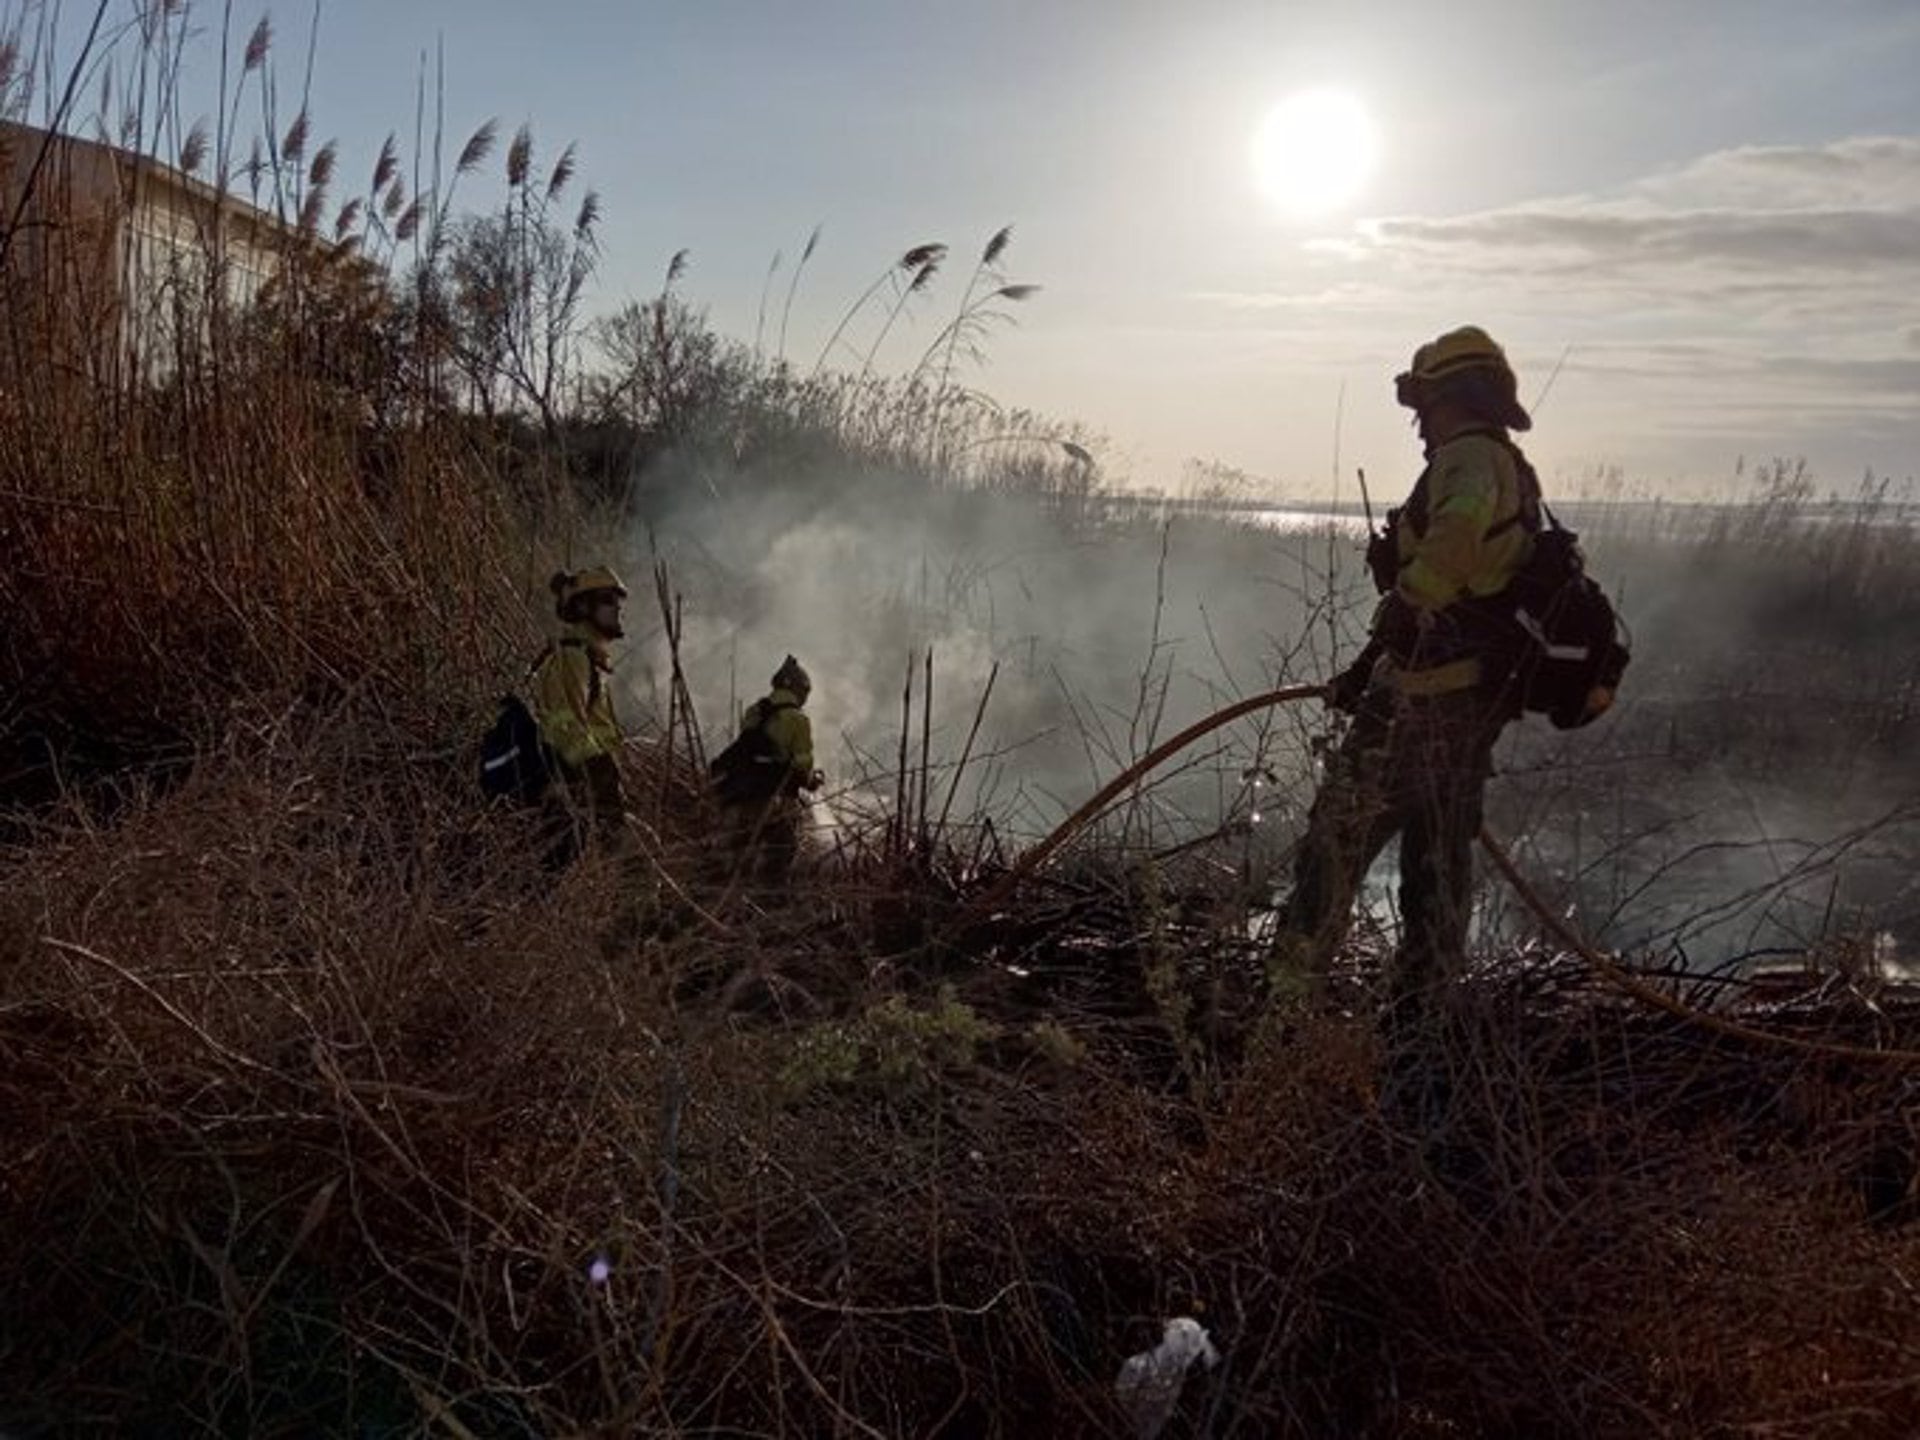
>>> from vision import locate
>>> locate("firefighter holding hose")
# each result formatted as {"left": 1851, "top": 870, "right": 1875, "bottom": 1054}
{"left": 1271, "top": 326, "right": 1546, "bottom": 1081}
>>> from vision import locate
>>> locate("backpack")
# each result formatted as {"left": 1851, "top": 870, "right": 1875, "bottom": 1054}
{"left": 479, "top": 693, "right": 553, "bottom": 802}
{"left": 1502, "top": 510, "right": 1631, "bottom": 729}
{"left": 708, "top": 699, "right": 796, "bottom": 806}
{"left": 477, "top": 638, "right": 598, "bottom": 803}
{"left": 1376, "top": 435, "right": 1629, "bottom": 729}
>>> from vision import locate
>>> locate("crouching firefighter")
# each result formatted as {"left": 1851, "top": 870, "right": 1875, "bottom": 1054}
{"left": 532, "top": 567, "right": 632, "bottom": 864}
{"left": 1270, "top": 326, "right": 1560, "bottom": 1058}
{"left": 709, "top": 655, "right": 823, "bottom": 888}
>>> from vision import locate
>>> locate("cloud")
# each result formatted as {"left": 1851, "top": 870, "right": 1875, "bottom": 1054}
{"left": 1162, "top": 136, "right": 1920, "bottom": 488}
{"left": 1521, "top": 338, "right": 1920, "bottom": 478}
{"left": 1200, "top": 138, "right": 1920, "bottom": 333}
{"left": 1340, "top": 135, "right": 1920, "bottom": 301}
{"left": 1634, "top": 136, "right": 1920, "bottom": 210}
{"left": 1186, "top": 282, "right": 1396, "bottom": 313}
{"left": 1566, "top": 343, "right": 1920, "bottom": 393}
{"left": 1202, "top": 134, "right": 1920, "bottom": 483}
{"left": 1775, "top": 354, "right": 1920, "bottom": 396}
{"left": 1365, "top": 207, "right": 1920, "bottom": 280}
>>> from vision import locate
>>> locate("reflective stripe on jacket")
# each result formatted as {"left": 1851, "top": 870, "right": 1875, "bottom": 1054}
{"left": 743, "top": 687, "right": 814, "bottom": 781}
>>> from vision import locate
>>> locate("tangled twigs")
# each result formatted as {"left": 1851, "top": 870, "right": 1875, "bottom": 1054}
{"left": 960, "top": 680, "right": 1920, "bottom": 1068}
{"left": 956, "top": 684, "right": 1326, "bottom": 925}
{"left": 1478, "top": 828, "right": 1920, "bottom": 1068}
{"left": 43, "top": 937, "right": 279, "bottom": 1080}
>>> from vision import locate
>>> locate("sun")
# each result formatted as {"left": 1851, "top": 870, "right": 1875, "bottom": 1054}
{"left": 1252, "top": 88, "right": 1380, "bottom": 218}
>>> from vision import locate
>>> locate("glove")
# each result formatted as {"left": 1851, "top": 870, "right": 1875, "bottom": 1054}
{"left": 1373, "top": 591, "right": 1422, "bottom": 658}
{"left": 1364, "top": 512, "right": 1401, "bottom": 594}
{"left": 1327, "top": 647, "right": 1380, "bottom": 714}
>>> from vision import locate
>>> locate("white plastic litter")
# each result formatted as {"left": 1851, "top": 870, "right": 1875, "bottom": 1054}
{"left": 1114, "top": 1316, "right": 1221, "bottom": 1439}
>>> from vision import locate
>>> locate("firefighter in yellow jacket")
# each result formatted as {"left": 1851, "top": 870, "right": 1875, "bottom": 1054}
{"left": 533, "top": 566, "right": 629, "bottom": 859}
{"left": 1271, "top": 327, "right": 1543, "bottom": 1038}
{"left": 713, "top": 655, "right": 822, "bottom": 886}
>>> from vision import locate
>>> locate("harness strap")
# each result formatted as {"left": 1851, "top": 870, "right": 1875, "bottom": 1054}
{"left": 1384, "top": 434, "right": 1546, "bottom": 690}
{"left": 1401, "top": 429, "right": 1543, "bottom": 547}
{"left": 742, "top": 698, "right": 798, "bottom": 765}
{"left": 529, "top": 637, "right": 603, "bottom": 710}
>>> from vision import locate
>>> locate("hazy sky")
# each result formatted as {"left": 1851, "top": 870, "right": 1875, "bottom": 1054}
{"left": 37, "top": 0, "right": 1920, "bottom": 495}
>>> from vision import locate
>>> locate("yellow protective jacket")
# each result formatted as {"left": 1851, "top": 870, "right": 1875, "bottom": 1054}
{"left": 1376, "top": 429, "right": 1539, "bottom": 693}
{"left": 742, "top": 688, "right": 814, "bottom": 785}
{"left": 1393, "top": 430, "right": 1535, "bottom": 610}
{"left": 530, "top": 625, "right": 621, "bottom": 771}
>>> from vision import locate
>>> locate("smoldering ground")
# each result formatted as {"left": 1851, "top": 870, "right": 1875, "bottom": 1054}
{"left": 1495, "top": 494, "right": 1920, "bottom": 966}
{"left": 604, "top": 453, "right": 1920, "bottom": 968}
{"left": 614, "top": 457, "right": 1360, "bottom": 848}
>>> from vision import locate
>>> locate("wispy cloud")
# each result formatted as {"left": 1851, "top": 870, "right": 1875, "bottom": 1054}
{"left": 1185, "top": 282, "right": 1397, "bottom": 312}
{"left": 1366, "top": 207, "right": 1920, "bottom": 280}
{"left": 1200, "top": 139, "right": 1920, "bottom": 319}
{"left": 1635, "top": 136, "right": 1920, "bottom": 209}
{"left": 1200, "top": 135, "right": 1920, "bottom": 483}
{"left": 1351, "top": 135, "right": 1920, "bottom": 301}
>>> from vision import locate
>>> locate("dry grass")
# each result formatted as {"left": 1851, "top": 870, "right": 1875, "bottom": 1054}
{"left": 6, "top": 13, "right": 1920, "bottom": 1436}
{"left": 6, "top": 718, "right": 1920, "bottom": 1436}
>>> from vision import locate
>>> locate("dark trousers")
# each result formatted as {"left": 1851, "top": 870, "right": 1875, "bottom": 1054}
{"left": 721, "top": 797, "right": 802, "bottom": 890}
{"left": 540, "top": 755, "right": 630, "bottom": 871}
{"left": 1273, "top": 681, "right": 1512, "bottom": 1015}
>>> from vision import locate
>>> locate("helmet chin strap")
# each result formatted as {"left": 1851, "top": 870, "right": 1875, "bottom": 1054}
{"left": 1415, "top": 402, "right": 1466, "bottom": 453}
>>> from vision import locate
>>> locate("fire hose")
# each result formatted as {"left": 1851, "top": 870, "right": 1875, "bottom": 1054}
{"left": 968, "top": 684, "right": 1920, "bottom": 1068}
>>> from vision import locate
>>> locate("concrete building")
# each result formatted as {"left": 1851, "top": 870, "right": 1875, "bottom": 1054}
{"left": 0, "top": 120, "right": 286, "bottom": 378}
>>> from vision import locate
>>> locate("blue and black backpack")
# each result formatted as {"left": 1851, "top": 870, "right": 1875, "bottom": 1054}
{"left": 478, "top": 639, "right": 598, "bottom": 802}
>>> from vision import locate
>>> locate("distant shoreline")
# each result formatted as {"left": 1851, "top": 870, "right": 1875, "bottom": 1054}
{"left": 1103, "top": 493, "right": 1920, "bottom": 532}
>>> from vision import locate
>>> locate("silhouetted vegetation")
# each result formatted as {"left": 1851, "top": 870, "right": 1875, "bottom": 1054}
{"left": 5, "top": 8, "right": 1920, "bottom": 1437}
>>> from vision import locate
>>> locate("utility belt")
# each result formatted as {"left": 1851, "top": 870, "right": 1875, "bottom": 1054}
{"left": 1384, "top": 654, "right": 1485, "bottom": 697}
{"left": 1364, "top": 433, "right": 1538, "bottom": 698}
{"left": 1372, "top": 590, "right": 1521, "bottom": 695}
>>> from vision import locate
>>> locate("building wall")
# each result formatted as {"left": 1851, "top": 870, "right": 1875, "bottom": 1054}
{"left": 117, "top": 168, "right": 283, "bottom": 377}
{"left": 0, "top": 122, "right": 129, "bottom": 378}
{"left": 1, "top": 122, "right": 286, "bottom": 382}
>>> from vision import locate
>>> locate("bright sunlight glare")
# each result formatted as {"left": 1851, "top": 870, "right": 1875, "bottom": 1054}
{"left": 1252, "top": 88, "right": 1381, "bottom": 218}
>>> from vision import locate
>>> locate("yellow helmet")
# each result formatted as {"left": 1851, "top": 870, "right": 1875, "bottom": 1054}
{"left": 1395, "top": 325, "right": 1531, "bottom": 431}
{"left": 550, "top": 566, "right": 629, "bottom": 615}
